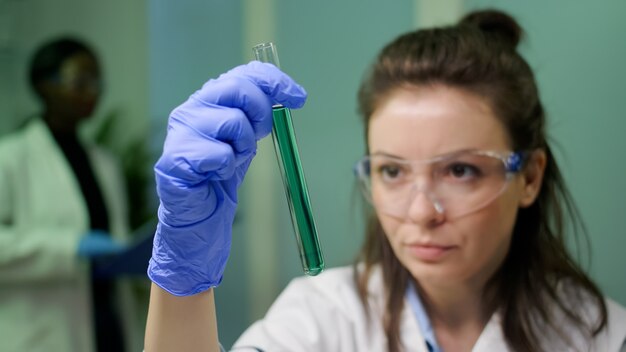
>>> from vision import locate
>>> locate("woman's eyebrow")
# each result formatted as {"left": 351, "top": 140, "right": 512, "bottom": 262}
{"left": 370, "top": 148, "right": 479, "bottom": 161}
{"left": 370, "top": 151, "right": 404, "bottom": 159}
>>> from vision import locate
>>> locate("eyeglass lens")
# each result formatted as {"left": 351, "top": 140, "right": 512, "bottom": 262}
{"left": 357, "top": 151, "right": 514, "bottom": 218}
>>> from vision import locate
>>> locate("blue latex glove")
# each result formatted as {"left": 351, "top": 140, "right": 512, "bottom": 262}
{"left": 148, "top": 61, "right": 307, "bottom": 296}
{"left": 77, "top": 230, "right": 125, "bottom": 258}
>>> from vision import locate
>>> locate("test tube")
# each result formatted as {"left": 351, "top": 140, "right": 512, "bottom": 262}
{"left": 252, "top": 42, "right": 324, "bottom": 276}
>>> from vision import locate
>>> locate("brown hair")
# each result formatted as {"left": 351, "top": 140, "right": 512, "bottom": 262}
{"left": 354, "top": 9, "right": 607, "bottom": 352}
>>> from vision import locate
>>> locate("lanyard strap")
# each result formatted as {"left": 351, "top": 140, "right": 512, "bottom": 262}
{"left": 406, "top": 282, "right": 442, "bottom": 352}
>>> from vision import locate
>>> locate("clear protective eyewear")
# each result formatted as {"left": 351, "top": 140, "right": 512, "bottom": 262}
{"left": 354, "top": 150, "right": 525, "bottom": 219}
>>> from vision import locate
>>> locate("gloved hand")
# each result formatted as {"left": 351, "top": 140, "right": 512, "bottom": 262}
{"left": 77, "top": 230, "right": 125, "bottom": 258}
{"left": 148, "top": 61, "right": 307, "bottom": 296}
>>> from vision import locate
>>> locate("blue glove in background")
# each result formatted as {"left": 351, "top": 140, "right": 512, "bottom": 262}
{"left": 149, "top": 61, "right": 307, "bottom": 296}
{"left": 77, "top": 230, "right": 125, "bottom": 258}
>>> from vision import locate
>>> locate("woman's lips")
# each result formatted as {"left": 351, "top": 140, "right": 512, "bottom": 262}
{"left": 406, "top": 243, "right": 456, "bottom": 261}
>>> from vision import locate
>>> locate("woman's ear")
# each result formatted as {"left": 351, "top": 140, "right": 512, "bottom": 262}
{"left": 519, "top": 149, "right": 547, "bottom": 208}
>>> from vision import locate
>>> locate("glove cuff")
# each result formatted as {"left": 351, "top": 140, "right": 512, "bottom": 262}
{"left": 148, "top": 260, "right": 223, "bottom": 296}
{"left": 147, "top": 217, "right": 232, "bottom": 296}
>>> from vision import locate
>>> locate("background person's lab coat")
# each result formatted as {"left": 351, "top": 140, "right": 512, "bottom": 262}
{"left": 0, "top": 118, "right": 141, "bottom": 352}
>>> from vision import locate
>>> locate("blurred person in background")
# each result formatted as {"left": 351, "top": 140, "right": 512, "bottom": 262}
{"left": 0, "top": 37, "right": 141, "bottom": 352}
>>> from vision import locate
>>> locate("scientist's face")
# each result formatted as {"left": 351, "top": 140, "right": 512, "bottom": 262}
{"left": 41, "top": 51, "right": 101, "bottom": 128}
{"left": 368, "top": 85, "right": 538, "bottom": 289}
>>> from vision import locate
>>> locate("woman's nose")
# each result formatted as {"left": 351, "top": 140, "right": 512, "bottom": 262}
{"left": 405, "top": 187, "right": 445, "bottom": 226}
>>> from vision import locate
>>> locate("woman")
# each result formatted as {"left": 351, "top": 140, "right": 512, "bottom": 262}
{"left": 0, "top": 37, "right": 139, "bottom": 351}
{"left": 144, "top": 10, "right": 626, "bottom": 351}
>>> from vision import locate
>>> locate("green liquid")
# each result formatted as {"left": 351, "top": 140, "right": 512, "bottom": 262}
{"left": 271, "top": 106, "right": 324, "bottom": 275}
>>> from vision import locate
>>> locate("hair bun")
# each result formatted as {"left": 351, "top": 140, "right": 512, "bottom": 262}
{"left": 459, "top": 9, "right": 522, "bottom": 48}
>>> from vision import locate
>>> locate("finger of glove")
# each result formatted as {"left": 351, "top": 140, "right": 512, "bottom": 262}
{"left": 234, "top": 61, "right": 307, "bottom": 108}
{"left": 156, "top": 166, "right": 240, "bottom": 228}
{"left": 157, "top": 107, "right": 256, "bottom": 184}
{"left": 155, "top": 176, "right": 215, "bottom": 225}
{"left": 193, "top": 61, "right": 307, "bottom": 139}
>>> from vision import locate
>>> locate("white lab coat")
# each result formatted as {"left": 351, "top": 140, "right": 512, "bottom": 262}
{"left": 0, "top": 118, "right": 141, "bottom": 352}
{"left": 233, "top": 265, "right": 626, "bottom": 352}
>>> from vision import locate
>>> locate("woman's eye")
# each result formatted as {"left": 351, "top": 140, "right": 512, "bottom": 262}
{"left": 377, "top": 165, "right": 403, "bottom": 181}
{"left": 446, "top": 163, "right": 481, "bottom": 180}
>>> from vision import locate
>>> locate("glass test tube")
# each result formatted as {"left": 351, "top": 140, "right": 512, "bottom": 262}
{"left": 253, "top": 42, "right": 324, "bottom": 276}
